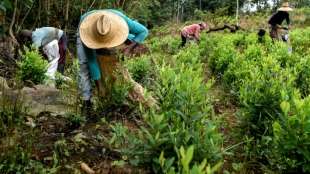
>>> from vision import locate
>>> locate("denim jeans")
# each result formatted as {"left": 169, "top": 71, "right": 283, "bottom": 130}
{"left": 76, "top": 34, "right": 97, "bottom": 101}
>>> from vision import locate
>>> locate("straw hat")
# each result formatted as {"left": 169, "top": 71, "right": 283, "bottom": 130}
{"left": 278, "top": 2, "right": 293, "bottom": 12}
{"left": 79, "top": 11, "right": 129, "bottom": 49}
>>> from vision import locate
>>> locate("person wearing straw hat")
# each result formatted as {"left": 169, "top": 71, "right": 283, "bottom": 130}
{"left": 268, "top": 2, "right": 293, "bottom": 40}
{"left": 77, "top": 9, "right": 148, "bottom": 115}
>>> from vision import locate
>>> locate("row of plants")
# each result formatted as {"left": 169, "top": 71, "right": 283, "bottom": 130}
{"left": 204, "top": 27, "right": 310, "bottom": 172}
{"left": 110, "top": 39, "right": 224, "bottom": 173}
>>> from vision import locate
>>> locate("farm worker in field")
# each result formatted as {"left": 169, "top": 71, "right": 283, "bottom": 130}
{"left": 268, "top": 2, "right": 293, "bottom": 40}
{"left": 18, "top": 27, "right": 68, "bottom": 81}
{"left": 180, "top": 22, "right": 208, "bottom": 47}
{"left": 77, "top": 9, "right": 148, "bottom": 114}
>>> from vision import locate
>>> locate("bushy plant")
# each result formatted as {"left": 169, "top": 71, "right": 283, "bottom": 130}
{"left": 206, "top": 36, "right": 236, "bottom": 76}
{"left": 148, "top": 35, "right": 180, "bottom": 55}
{"left": 294, "top": 55, "right": 310, "bottom": 97}
{"left": 17, "top": 47, "right": 48, "bottom": 84}
{"left": 270, "top": 94, "right": 310, "bottom": 173}
{"left": 159, "top": 146, "right": 223, "bottom": 174}
{"left": 125, "top": 55, "right": 152, "bottom": 84}
{"left": 111, "top": 46, "right": 223, "bottom": 173}
{"left": 290, "top": 28, "right": 310, "bottom": 55}
{"left": 238, "top": 56, "right": 296, "bottom": 136}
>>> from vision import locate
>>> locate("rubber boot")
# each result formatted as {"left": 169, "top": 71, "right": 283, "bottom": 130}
{"left": 81, "top": 100, "right": 92, "bottom": 117}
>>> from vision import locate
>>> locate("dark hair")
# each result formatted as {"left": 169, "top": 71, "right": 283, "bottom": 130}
{"left": 17, "top": 30, "right": 32, "bottom": 46}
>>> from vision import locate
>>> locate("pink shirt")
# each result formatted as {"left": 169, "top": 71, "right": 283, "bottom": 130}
{"left": 181, "top": 24, "right": 201, "bottom": 40}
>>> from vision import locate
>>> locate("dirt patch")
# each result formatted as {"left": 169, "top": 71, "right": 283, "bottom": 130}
{"left": 25, "top": 106, "right": 147, "bottom": 173}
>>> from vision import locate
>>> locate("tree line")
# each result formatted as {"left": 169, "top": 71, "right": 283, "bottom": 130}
{"left": 0, "top": 0, "right": 309, "bottom": 38}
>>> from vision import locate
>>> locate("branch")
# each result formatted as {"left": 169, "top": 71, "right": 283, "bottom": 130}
{"left": 16, "top": 0, "right": 35, "bottom": 33}
{"left": 9, "top": 0, "right": 18, "bottom": 46}
{"left": 87, "top": 0, "right": 97, "bottom": 12}
{"left": 207, "top": 24, "right": 244, "bottom": 33}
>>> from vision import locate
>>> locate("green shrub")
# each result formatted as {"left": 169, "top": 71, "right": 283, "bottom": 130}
{"left": 238, "top": 56, "right": 296, "bottom": 136}
{"left": 159, "top": 146, "right": 223, "bottom": 174}
{"left": 291, "top": 28, "right": 310, "bottom": 56}
{"left": 111, "top": 46, "right": 222, "bottom": 173}
{"left": 17, "top": 48, "right": 48, "bottom": 84}
{"left": 270, "top": 95, "right": 310, "bottom": 173}
{"left": 148, "top": 36, "right": 180, "bottom": 55}
{"left": 223, "top": 55, "right": 255, "bottom": 96}
{"left": 125, "top": 55, "right": 152, "bottom": 84}
{"left": 294, "top": 55, "right": 310, "bottom": 97}
{"left": 208, "top": 40, "right": 236, "bottom": 76}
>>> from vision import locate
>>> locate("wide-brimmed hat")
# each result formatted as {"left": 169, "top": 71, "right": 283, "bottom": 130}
{"left": 278, "top": 2, "right": 293, "bottom": 12}
{"left": 79, "top": 11, "right": 129, "bottom": 49}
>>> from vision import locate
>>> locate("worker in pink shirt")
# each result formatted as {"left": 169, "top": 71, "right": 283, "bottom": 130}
{"left": 180, "top": 22, "right": 208, "bottom": 47}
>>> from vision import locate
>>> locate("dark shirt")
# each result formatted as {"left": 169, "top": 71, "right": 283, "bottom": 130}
{"left": 268, "top": 11, "right": 290, "bottom": 26}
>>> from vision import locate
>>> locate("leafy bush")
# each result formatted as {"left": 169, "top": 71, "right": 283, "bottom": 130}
{"left": 125, "top": 55, "right": 152, "bottom": 84}
{"left": 159, "top": 146, "right": 223, "bottom": 174}
{"left": 17, "top": 48, "right": 48, "bottom": 84}
{"left": 270, "top": 95, "right": 310, "bottom": 173}
{"left": 238, "top": 56, "right": 296, "bottom": 136}
{"left": 111, "top": 46, "right": 222, "bottom": 173}
{"left": 290, "top": 28, "right": 310, "bottom": 56}
{"left": 205, "top": 35, "right": 236, "bottom": 76}
{"left": 295, "top": 55, "right": 310, "bottom": 97}
{"left": 148, "top": 36, "right": 180, "bottom": 55}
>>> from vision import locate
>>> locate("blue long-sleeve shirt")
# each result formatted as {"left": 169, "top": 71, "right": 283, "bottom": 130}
{"left": 78, "top": 9, "right": 148, "bottom": 81}
{"left": 80, "top": 9, "right": 148, "bottom": 44}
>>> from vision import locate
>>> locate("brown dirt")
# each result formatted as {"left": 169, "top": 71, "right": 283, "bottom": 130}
{"left": 15, "top": 106, "right": 149, "bottom": 174}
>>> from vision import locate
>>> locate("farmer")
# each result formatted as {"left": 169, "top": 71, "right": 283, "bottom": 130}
{"left": 18, "top": 27, "right": 68, "bottom": 79}
{"left": 268, "top": 2, "right": 293, "bottom": 41}
{"left": 77, "top": 9, "right": 148, "bottom": 114}
{"left": 180, "top": 22, "right": 208, "bottom": 47}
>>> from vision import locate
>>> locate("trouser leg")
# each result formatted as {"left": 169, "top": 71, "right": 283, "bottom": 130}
{"left": 270, "top": 25, "right": 280, "bottom": 41}
{"left": 43, "top": 40, "right": 60, "bottom": 80}
{"left": 181, "top": 34, "right": 187, "bottom": 47}
{"left": 57, "top": 34, "right": 68, "bottom": 74}
{"left": 77, "top": 35, "right": 92, "bottom": 101}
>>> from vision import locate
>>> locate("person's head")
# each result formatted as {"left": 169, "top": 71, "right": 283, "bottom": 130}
{"left": 79, "top": 10, "right": 129, "bottom": 49}
{"left": 17, "top": 29, "right": 32, "bottom": 45}
{"left": 199, "top": 22, "right": 208, "bottom": 30}
{"left": 278, "top": 2, "right": 293, "bottom": 13}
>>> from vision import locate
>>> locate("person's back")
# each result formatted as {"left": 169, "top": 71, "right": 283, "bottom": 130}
{"left": 268, "top": 2, "right": 292, "bottom": 41}
{"left": 268, "top": 11, "right": 290, "bottom": 26}
{"left": 32, "top": 27, "right": 64, "bottom": 48}
{"left": 181, "top": 24, "right": 201, "bottom": 37}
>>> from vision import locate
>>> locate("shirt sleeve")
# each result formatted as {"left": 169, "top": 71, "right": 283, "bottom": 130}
{"left": 129, "top": 20, "right": 148, "bottom": 43}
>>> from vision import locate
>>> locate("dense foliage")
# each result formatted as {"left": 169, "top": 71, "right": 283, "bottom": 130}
{"left": 204, "top": 27, "right": 310, "bottom": 172}
{"left": 17, "top": 48, "right": 48, "bottom": 84}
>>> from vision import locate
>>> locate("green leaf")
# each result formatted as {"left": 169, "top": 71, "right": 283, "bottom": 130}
{"left": 280, "top": 101, "right": 290, "bottom": 115}
{"left": 185, "top": 145, "right": 194, "bottom": 165}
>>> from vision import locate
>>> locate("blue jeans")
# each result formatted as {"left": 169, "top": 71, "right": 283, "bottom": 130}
{"left": 77, "top": 34, "right": 101, "bottom": 100}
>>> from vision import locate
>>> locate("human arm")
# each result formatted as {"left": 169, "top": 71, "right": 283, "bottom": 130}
{"left": 286, "top": 13, "right": 291, "bottom": 29}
